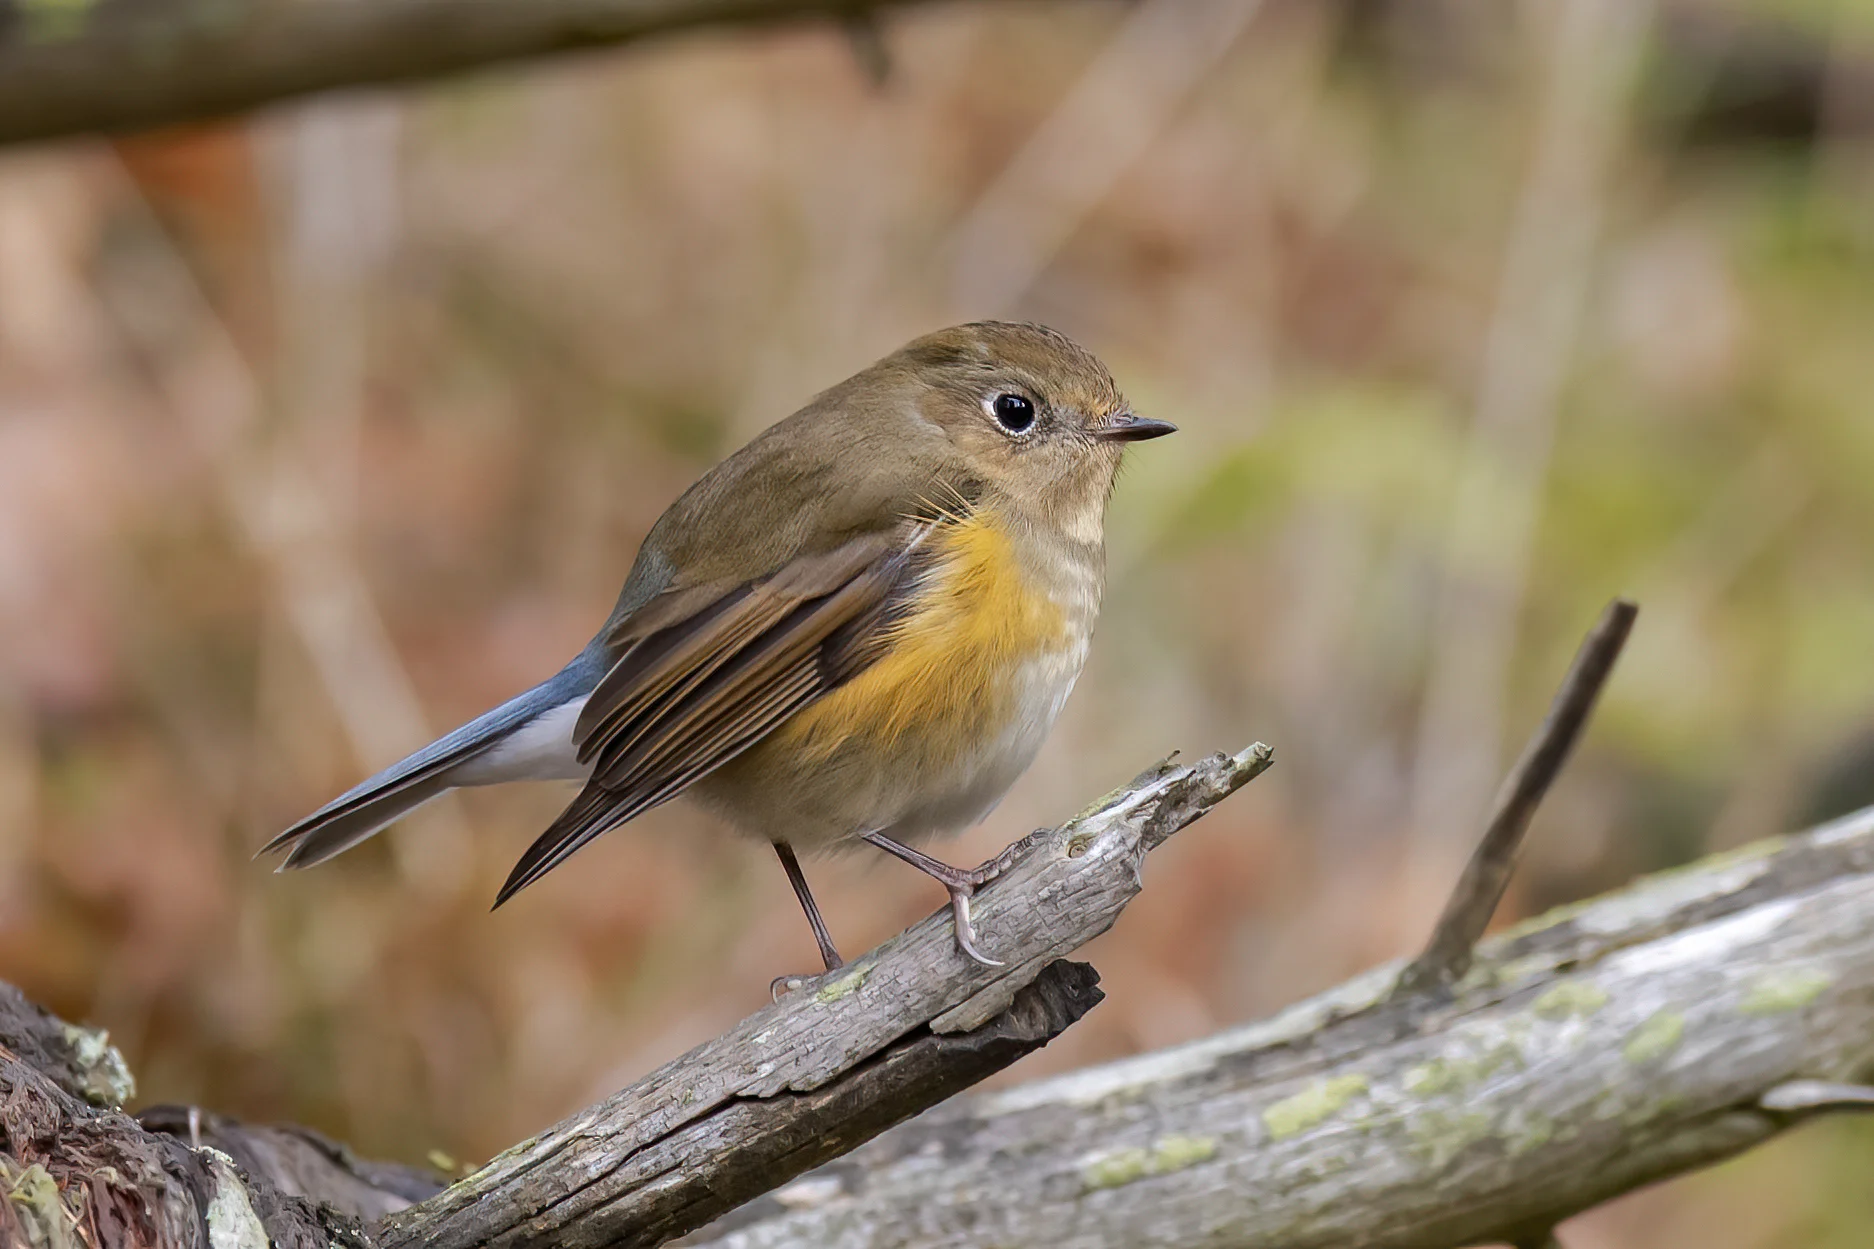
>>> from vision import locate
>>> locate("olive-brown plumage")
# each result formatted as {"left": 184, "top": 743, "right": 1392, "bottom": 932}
{"left": 264, "top": 322, "right": 1174, "bottom": 971}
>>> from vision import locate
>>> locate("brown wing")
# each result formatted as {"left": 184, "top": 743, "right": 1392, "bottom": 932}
{"left": 493, "top": 528, "right": 928, "bottom": 905}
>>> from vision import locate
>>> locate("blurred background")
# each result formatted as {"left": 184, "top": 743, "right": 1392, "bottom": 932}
{"left": 1, "top": 0, "right": 1872, "bottom": 1243}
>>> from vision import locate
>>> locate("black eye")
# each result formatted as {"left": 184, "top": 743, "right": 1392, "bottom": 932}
{"left": 990, "top": 393, "right": 1036, "bottom": 434}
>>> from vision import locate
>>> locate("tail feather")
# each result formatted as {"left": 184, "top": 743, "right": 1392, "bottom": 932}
{"left": 263, "top": 647, "right": 606, "bottom": 869}
{"left": 275, "top": 771, "right": 454, "bottom": 868}
{"left": 492, "top": 785, "right": 620, "bottom": 907}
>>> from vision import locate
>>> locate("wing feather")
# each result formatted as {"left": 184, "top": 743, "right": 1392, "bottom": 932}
{"left": 494, "top": 527, "right": 930, "bottom": 905}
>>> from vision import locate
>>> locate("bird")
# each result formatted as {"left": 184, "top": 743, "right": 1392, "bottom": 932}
{"left": 261, "top": 321, "right": 1175, "bottom": 973}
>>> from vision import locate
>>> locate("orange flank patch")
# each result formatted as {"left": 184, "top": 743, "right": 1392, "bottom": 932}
{"left": 776, "top": 510, "right": 1069, "bottom": 762}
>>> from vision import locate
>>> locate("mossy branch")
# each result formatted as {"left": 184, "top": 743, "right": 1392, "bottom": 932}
{"left": 681, "top": 803, "right": 1874, "bottom": 1248}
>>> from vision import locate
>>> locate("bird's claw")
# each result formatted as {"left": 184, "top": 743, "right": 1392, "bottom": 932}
{"left": 858, "top": 829, "right": 1027, "bottom": 968}
{"left": 772, "top": 972, "right": 824, "bottom": 1001}
{"left": 948, "top": 886, "right": 1004, "bottom": 967}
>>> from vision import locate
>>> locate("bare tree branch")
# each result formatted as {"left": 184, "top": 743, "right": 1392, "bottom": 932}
{"left": 0, "top": 982, "right": 138, "bottom": 1109}
{"left": 1, "top": 985, "right": 414, "bottom": 1248}
{"left": 373, "top": 745, "right": 1273, "bottom": 1249}
{"left": 1395, "top": 598, "right": 1639, "bottom": 997}
{"left": 0, "top": 0, "right": 1054, "bottom": 146}
{"left": 9, "top": 747, "right": 1874, "bottom": 1248}
{"left": 682, "top": 801, "right": 1874, "bottom": 1249}
{"left": 3, "top": 744, "right": 1271, "bottom": 1249}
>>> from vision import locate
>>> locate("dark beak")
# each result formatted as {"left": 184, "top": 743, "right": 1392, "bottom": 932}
{"left": 1094, "top": 414, "right": 1179, "bottom": 443}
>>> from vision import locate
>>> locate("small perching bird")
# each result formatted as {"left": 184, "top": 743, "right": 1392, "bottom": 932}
{"left": 263, "top": 322, "right": 1175, "bottom": 972}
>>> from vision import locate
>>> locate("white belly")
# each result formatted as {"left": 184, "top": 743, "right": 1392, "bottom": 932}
{"left": 843, "top": 638, "right": 1090, "bottom": 849}
{"left": 450, "top": 697, "right": 591, "bottom": 784}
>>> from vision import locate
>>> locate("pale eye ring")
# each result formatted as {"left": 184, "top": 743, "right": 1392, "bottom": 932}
{"left": 987, "top": 392, "right": 1036, "bottom": 435}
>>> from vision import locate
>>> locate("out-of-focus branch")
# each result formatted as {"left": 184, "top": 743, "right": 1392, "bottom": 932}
{"left": 0, "top": 0, "right": 1057, "bottom": 146}
{"left": 372, "top": 745, "right": 1273, "bottom": 1249}
{"left": 682, "top": 801, "right": 1874, "bottom": 1249}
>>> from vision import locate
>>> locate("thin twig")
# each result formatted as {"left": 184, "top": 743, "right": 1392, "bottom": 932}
{"left": 1393, "top": 598, "right": 1638, "bottom": 997}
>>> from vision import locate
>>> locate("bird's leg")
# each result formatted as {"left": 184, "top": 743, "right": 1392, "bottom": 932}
{"left": 770, "top": 842, "right": 844, "bottom": 1000}
{"left": 861, "top": 832, "right": 1017, "bottom": 968}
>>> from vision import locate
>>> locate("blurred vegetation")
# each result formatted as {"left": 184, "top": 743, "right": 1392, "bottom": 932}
{"left": 0, "top": 0, "right": 1871, "bottom": 1244}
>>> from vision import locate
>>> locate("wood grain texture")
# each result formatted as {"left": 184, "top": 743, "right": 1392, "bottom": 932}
{"left": 374, "top": 744, "right": 1274, "bottom": 1249}
{"left": 0, "top": 0, "right": 1049, "bottom": 145}
{"left": 684, "top": 803, "right": 1874, "bottom": 1249}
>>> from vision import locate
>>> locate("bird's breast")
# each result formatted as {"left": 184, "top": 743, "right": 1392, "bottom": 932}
{"left": 694, "top": 508, "right": 1101, "bottom": 848}
{"left": 769, "top": 508, "right": 1098, "bottom": 766}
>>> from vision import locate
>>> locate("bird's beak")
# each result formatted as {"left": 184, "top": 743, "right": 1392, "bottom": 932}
{"left": 1094, "top": 413, "right": 1178, "bottom": 442}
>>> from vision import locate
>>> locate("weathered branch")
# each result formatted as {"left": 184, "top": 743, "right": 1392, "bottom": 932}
{"left": 0, "top": 0, "right": 1048, "bottom": 146}
{"left": 1396, "top": 598, "right": 1638, "bottom": 997}
{"left": 682, "top": 802, "right": 1874, "bottom": 1248}
{"left": 374, "top": 745, "right": 1273, "bottom": 1249}
{"left": 1, "top": 990, "right": 427, "bottom": 1247}
{"left": 5, "top": 744, "right": 1268, "bottom": 1249}
{"left": 9, "top": 741, "right": 1874, "bottom": 1248}
{"left": 0, "top": 983, "right": 138, "bottom": 1110}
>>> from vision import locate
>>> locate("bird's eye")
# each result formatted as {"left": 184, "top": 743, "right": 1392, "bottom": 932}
{"left": 989, "top": 393, "right": 1036, "bottom": 435}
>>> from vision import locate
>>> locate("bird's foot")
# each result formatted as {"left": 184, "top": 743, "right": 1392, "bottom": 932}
{"left": 770, "top": 972, "right": 814, "bottom": 1001}
{"left": 861, "top": 831, "right": 1048, "bottom": 968}
{"left": 770, "top": 953, "right": 846, "bottom": 1002}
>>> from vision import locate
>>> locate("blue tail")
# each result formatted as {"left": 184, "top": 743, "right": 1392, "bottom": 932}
{"left": 262, "top": 646, "right": 606, "bottom": 869}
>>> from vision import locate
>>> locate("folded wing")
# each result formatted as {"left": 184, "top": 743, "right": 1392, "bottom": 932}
{"left": 493, "top": 526, "right": 930, "bottom": 904}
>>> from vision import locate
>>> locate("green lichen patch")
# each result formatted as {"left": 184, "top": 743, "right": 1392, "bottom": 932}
{"left": 1081, "top": 1150, "right": 1148, "bottom": 1191}
{"left": 1498, "top": 838, "right": 1783, "bottom": 944}
{"left": 1505, "top": 1112, "right": 1556, "bottom": 1157}
{"left": 1262, "top": 1075, "right": 1368, "bottom": 1140}
{"left": 1740, "top": 969, "right": 1832, "bottom": 1015}
{"left": 1496, "top": 896, "right": 1599, "bottom": 943}
{"left": 61, "top": 1022, "right": 136, "bottom": 1107}
{"left": 201, "top": 1151, "right": 271, "bottom": 1249}
{"left": 1400, "top": 1037, "right": 1524, "bottom": 1100}
{"left": 1403, "top": 1061, "right": 1455, "bottom": 1097}
{"left": 1623, "top": 1010, "right": 1686, "bottom": 1064}
{"left": 1080, "top": 1135, "right": 1219, "bottom": 1191}
{"left": 1532, "top": 980, "right": 1610, "bottom": 1021}
{"left": 816, "top": 964, "right": 873, "bottom": 1003}
{"left": 4, "top": 1161, "right": 76, "bottom": 1247}
{"left": 1149, "top": 1134, "right": 1218, "bottom": 1171}
{"left": 1407, "top": 1107, "right": 1495, "bottom": 1168}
